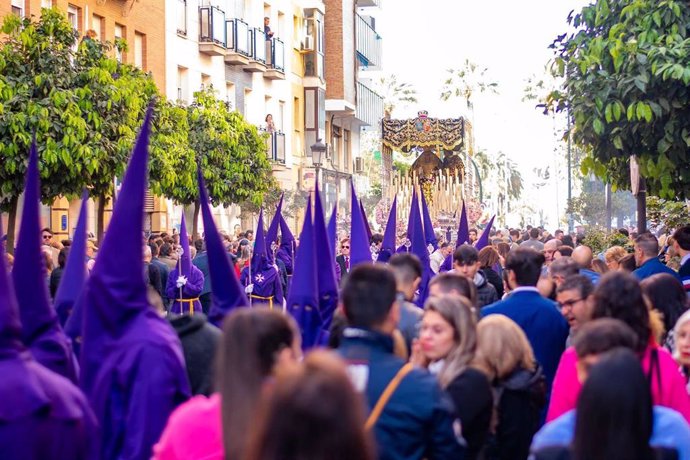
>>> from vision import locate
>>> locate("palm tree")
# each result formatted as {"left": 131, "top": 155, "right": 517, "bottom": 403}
{"left": 374, "top": 74, "right": 418, "bottom": 118}
{"left": 440, "top": 59, "right": 499, "bottom": 110}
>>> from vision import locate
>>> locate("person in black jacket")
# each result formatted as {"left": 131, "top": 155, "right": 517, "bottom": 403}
{"left": 454, "top": 245, "right": 499, "bottom": 308}
{"left": 413, "top": 294, "right": 492, "bottom": 460}
{"left": 479, "top": 246, "right": 505, "bottom": 298}
{"left": 474, "top": 315, "right": 546, "bottom": 460}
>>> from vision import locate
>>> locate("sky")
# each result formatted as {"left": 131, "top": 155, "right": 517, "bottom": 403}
{"left": 374, "top": 0, "right": 591, "bottom": 228}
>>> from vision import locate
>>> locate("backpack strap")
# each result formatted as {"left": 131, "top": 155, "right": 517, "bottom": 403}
{"left": 365, "top": 363, "right": 414, "bottom": 430}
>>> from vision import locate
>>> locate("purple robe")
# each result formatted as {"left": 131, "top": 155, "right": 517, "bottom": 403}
{"left": 0, "top": 352, "right": 96, "bottom": 460}
{"left": 240, "top": 265, "right": 284, "bottom": 308}
{"left": 276, "top": 247, "right": 293, "bottom": 275}
{"left": 166, "top": 264, "right": 205, "bottom": 314}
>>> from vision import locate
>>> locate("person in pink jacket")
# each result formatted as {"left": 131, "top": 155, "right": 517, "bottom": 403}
{"left": 153, "top": 309, "right": 302, "bottom": 460}
{"left": 547, "top": 272, "right": 690, "bottom": 423}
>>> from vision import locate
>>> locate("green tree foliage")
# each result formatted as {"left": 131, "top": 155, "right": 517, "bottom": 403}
{"left": 440, "top": 59, "right": 499, "bottom": 108}
{"left": 569, "top": 177, "right": 637, "bottom": 227}
{"left": 646, "top": 196, "right": 690, "bottom": 230}
{"left": 550, "top": 0, "right": 690, "bottom": 199}
{"left": 173, "top": 87, "right": 273, "bottom": 236}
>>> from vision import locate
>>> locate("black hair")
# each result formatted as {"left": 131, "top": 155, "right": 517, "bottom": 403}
{"left": 370, "top": 233, "right": 383, "bottom": 245}
{"left": 634, "top": 233, "right": 659, "bottom": 257}
{"left": 58, "top": 247, "right": 68, "bottom": 269}
{"left": 673, "top": 225, "right": 690, "bottom": 251}
{"left": 41, "top": 227, "right": 53, "bottom": 235}
{"left": 529, "top": 228, "right": 540, "bottom": 239}
{"left": 591, "top": 271, "right": 650, "bottom": 353}
{"left": 573, "top": 319, "right": 637, "bottom": 359}
{"left": 641, "top": 273, "right": 689, "bottom": 341}
{"left": 561, "top": 235, "right": 575, "bottom": 247}
{"left": 556, "top": 274, "right": 594, "bottom": 299}
{"left": 573, "top": 348, "right": 655, "bottom": 460}
{"left": 618, "top": 228, "right": 630, "bottom": 237}
{"left": 504, "top": 247, "right": 545, "bottom": 287}
{"left": 453, "top": 244, "right": 479, "bottom": 265}
{"left": 194, "top": 238, "right": 205, "bottom": 252}
{"left": 342, "top": 264, "right": 397, "bottom": 329}
{"left": 428, "top": 272, "right": 477, "bottom": 307}
{"left": 160, "top": 242, "right": 173, "bottom": 257}
{"left": 388, "top": 253, "right": 422, "bottom": 284}
{"left": 149, "top": 243, "right": 159, "bottom": 258}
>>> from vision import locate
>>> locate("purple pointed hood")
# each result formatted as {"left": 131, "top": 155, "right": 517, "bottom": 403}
{"left": 286, "top": 200, "right": 322, "bottom": 348}
{"left": 377, "top": 197, "right": 397, "bottom": 263}
{"left": 407, "top": 188, "right": 418, "bottom": 240}
{"left": 278, "top": 213, "right": 295, "bottom": 274}
{"left": 359, "top": 199, "right": 372, "bottom": 241}
{"left": 457, "top": 201, "right": 470, "bottom": 247}
{"left": 0, "top": 221, "right": 23, "bottom": 356}
{"left": 199, "top": 170, "right": 248, "bottom": 326}
{"left": 420, "top": 191, "right": 437, "bottom": 251}
{"left": 313, "top": 179, "right": 338, "bottom": 328}
{"left": 54, "top": 190, "right": 88, "bottom": 327}
{"left": 265, "top": 194, "right": 284, "bottom": 263}
{"left": 410, "top": 190, "right": 432, "bottom": 307}
{"left": 327, "top": 204, "right": 337, "bottom": 255}
{"left": 179, "top": 213, "right": 191, "bottom": 276}
{"left": 12, "top": 140, "right": 58, "bottom": 344}
{"left": 82, "top": 106, "right": 152, "bottom": 342}
{"left": 349, "top": 183, "right": 372, "bottom": 267}
{"left": 250, "top": 209, "right": 269, "bottom": 275}
{"left": 474, "top": 215, "right": 495, "bottom": 252}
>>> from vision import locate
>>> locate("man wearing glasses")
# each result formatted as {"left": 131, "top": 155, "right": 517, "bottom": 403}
{"left": 555, "top": 274, "right": 594, "bottom": 347}
{"left": 335, "top": 238, "right": 351, "bottom": 276}
{"left": 41, "top": 227, "right": 61, "bottom": 268}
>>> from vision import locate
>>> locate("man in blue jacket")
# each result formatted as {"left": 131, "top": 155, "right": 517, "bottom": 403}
{"left": 481, "top": 248, "right": 569, "bottom": 392}
{"left": 338, "top": 264, "right": 464, "bottom": 460}
{"left": 633, "top": 233, "right": 680, "bottom": 281}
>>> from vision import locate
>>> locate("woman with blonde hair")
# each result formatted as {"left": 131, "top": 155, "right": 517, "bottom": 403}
{"left": 605, "top": 245, "right": 628, "bottom": 271}
{"left": 415, "top": 295, "right": 492, "bottom": 460}
{"left": 474, "top": 315, "right": 546, "bottom": 460}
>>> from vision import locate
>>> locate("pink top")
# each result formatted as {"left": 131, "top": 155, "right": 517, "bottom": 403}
{"left": 153, "top": 393, "right": 224, "bottom": 460}
{"left": 547, "top": 345, "right": 690, "bottom": 423}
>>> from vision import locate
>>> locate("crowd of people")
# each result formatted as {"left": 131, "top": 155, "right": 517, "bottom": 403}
{"left": 2, "top": 112, "right": 690, "bottom": 460}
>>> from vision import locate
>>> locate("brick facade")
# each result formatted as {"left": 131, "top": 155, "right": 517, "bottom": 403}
{"left": 1, "top": 0, "right": 166, "bottom": 93}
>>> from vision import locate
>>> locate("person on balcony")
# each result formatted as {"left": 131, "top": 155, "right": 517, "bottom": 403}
{"left": 264, "top": 17, "right": 274, "bottom": 40}
{"left": 265, "top": 114, "right": 275, "bottom": 133}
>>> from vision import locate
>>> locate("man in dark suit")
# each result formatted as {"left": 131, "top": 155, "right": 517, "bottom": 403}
{"left": 481, "top": 247, "right": 569, "bottom": 392}
{"left": 335, "top": 237, "right": 351, "bottom": 277}
{"left": 673, "top": 226, "right": 690, "bottom": 296}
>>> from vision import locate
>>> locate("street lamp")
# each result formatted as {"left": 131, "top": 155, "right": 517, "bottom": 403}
{"left": 311, "top": 138, "right": 327, "bottom": 207}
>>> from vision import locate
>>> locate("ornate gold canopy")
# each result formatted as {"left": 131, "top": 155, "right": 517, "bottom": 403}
{"left": 382, "top": 115, "right": 466, "bottom": 152}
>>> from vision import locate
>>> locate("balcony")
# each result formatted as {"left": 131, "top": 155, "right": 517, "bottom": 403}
{"left": 243, "top": 28, "right": 267, "bottom": 73}
{"left": 355, "top": 13, "right": 381, "bottom": 70}
{"left": 176, "top": 0, "right": 187, "bottom": 36}
{"left": 356, "top": 81, "right": 383, "bottom": 127}
{"left": 356, "top": 0, "right": 380, "bottom": 7}
{"left": 262, "top": 131, "right": 286, "bottom": 164}
{"left": 264, "top": 38, "right": 285, "bottom": 80}
{"left": 225, "top": 18, "right": 251, "bottom": 65}
{"left": 199, "top": 6, "right": 226, "bottom": 56}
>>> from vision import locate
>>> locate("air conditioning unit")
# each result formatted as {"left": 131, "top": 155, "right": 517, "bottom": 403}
{"left": 301, "top": 34, "right": 315, "bottom": 51}
{"left": 354, "top": 157, "right": 364, "bottom": 174}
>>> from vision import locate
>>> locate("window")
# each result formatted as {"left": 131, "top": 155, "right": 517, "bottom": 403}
{"left": 293, "top": 96, "right": 301, "bottom": 132}
{"left": 114, "top": 24, "right": 125, "bottom": 62}
{"left": 41, "top": 0, "right": 53, "bottom": 8}
{"left": 201, "top": 74, "right": 211, "bottom": 89}
{"left": 134, "top": 32, "right": 145, "bottom": 69}
{"left": 226, "top": 83, "right": 235, "bottom": 110}
{"left": 332, "top": 126, "right": 341, "bottom": 167}
{"left": 177, "top": 67, "right": 189, "bottom": 103}
{"left": 344, "top": 129, "right": 351, "bottom": 172}
{"left": 92, "top": 14, "right": 104, "bottom": 40}
{"left": 11, "top": 0, "right": 24, "bottom": 17}
{"left": 278, "top": 101, "right": 284, "bottom": 132}
{"left": 243, "top": 88, "right": 252, "bottom": 118}
{"left": 177, "top": 0, "right": 187, "bottom": 35}
{"left": 67, "top": 5, "right": 79, "bottom": 32}
{"left": 277, "top": 12, "right": 284, "bottom": 38}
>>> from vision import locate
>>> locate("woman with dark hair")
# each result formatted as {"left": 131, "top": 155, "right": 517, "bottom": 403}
{"left": 479, "top": 247, "right": 504, "bottom": 298}
{"left": 49, "top": 246, "right": 69, "bottom": 299}
{"left": 547, "top": 271, "right": 690, "bottom": 423}
{"left": 413, "top": 295, "right": 492, "bottom": 460}
{"left": 642, "top": 273, "right": 689, "bottom": 352}
{"left": 533, "top": 349, "right": 679, "bottom": 460}
{"left": 153, "top": 309, "right": 301, "bottom": 460}
{"left": 245, "top": 351, "right": 374, "bottom": 460}
{"left": 618, "top": 253, "right": 637, "bottom": 271}
{"left": 561, "top": 235, "right": 575, "bottom": 248}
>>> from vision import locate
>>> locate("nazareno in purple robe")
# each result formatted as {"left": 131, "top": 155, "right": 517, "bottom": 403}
{"left": 12, "top": 140, "right": 79, "bottom": 383}
{"left": 166, "top": 264, "right": 205, "bottom": 314}
{"left": 240, "top": 264, "right": 284, "bottom": 307}
{"left": 0, "top": 222, "right": 96, "bottom": 460}
{"left": 79, "top": 107, "right": 191, "bottom": 460}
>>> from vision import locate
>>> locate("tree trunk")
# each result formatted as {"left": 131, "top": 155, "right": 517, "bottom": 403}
{"left": 192, "top": 201, "right": 201, "bottom": 240}
{"left": 5, "top": 196, "right": 18, "bottom": 255}
{"left": 636, "top": 178, "right": 647, "bottom": 234}
{"left": 605, "top": 183, "right": 612, "bottom": 232}
{"left": 97, "top": 194, "right": 106, "bottom": 245}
